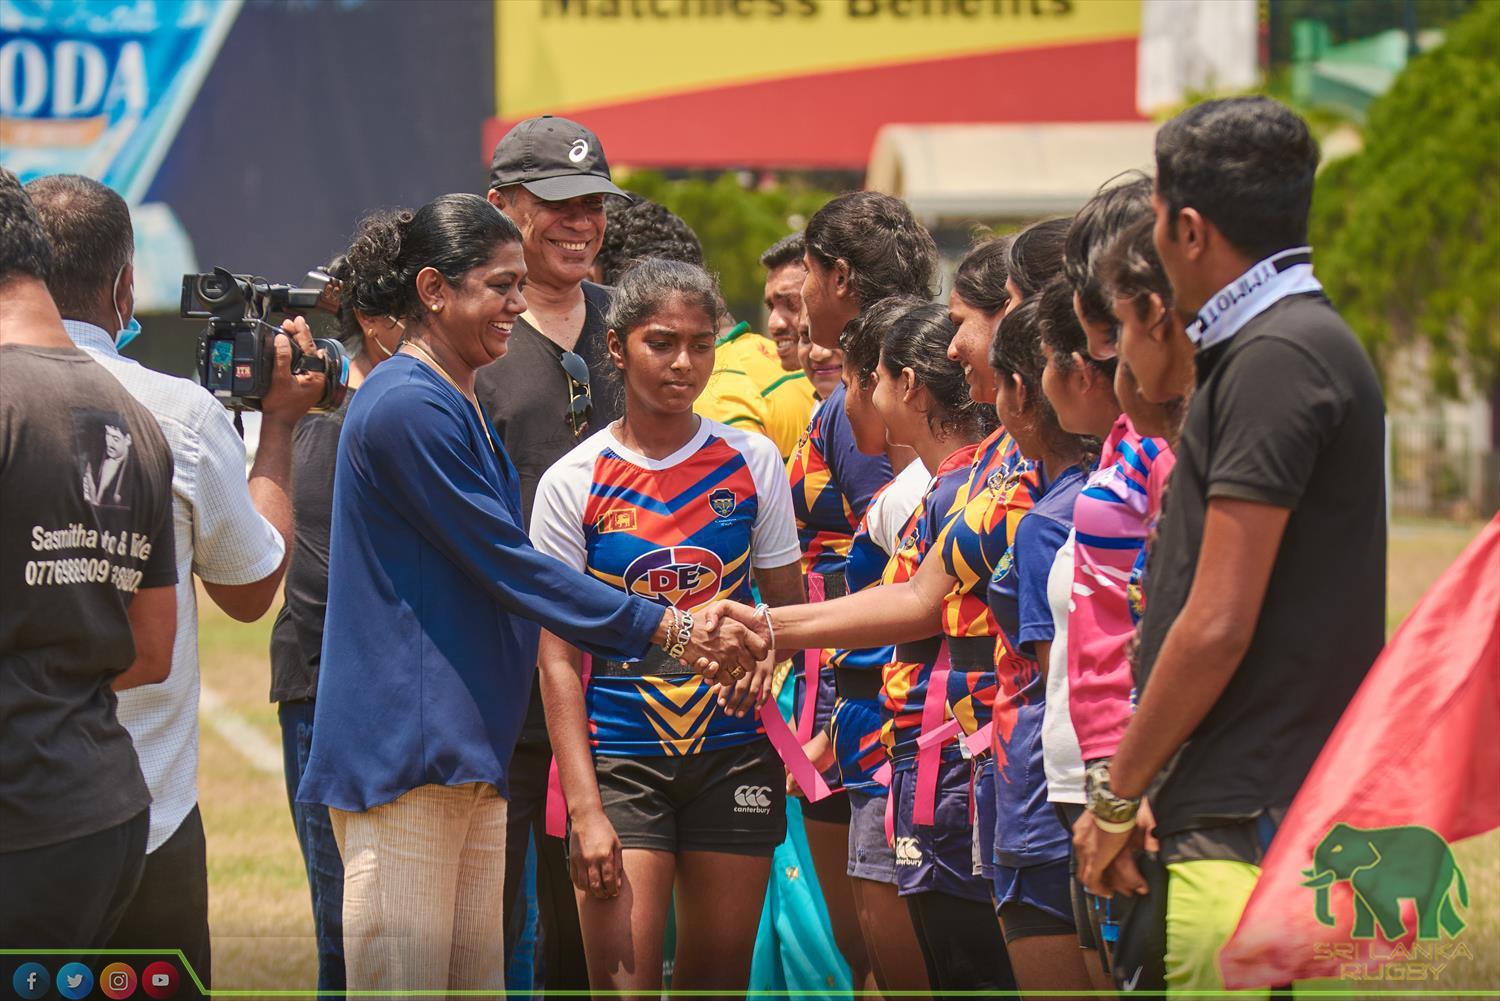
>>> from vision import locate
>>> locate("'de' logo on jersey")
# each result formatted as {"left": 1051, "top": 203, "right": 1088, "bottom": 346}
{"left": 709, "top": 488, "right": 737, "bottom": 519}
{"left": 624, "top": 546, "right": 724, "bottom": 609}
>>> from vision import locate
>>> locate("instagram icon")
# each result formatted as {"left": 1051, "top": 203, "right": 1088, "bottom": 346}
{"left": 100, "top": 962, "right": 137, "bottom": 999}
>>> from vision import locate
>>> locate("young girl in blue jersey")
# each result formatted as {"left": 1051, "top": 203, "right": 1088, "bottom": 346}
{"left": 984, "top": 283, "right": 1104, "bottom": 994}
{"left": 791, "top": 191, "right": 937, "bottom": 991}
{"left": 869, "top": 302, "right": 1013, "bottom": 990}
{"left": 530, "top": 260, "right": 805, "bottom": 996}
{"left": 798, "top": 295, "right": 932, "bottom": 994}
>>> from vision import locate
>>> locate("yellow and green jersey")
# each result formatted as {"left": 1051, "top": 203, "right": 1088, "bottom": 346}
{"left": 696, "top": 323, "right": 815, "bottom": 460}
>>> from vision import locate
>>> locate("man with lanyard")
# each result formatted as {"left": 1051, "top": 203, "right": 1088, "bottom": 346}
{"left": 1073, "top": 96, "right": 1386, "bottom": 995}
{"left": 477, "top": 113, "right": 628, "bottom": 991}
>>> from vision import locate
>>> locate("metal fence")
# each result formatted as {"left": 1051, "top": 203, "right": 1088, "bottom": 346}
{"left": 1388, "top": 415, "right": 1500, "bottom": 519}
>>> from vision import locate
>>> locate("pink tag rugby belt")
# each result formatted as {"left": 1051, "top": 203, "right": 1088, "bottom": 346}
{"left": 544, "top": 605, "right": 998, "bottom": 843}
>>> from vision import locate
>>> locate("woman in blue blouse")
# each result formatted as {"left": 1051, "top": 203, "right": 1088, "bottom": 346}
{"left": 297, "top": 195, "right": 765, "bottom": 995}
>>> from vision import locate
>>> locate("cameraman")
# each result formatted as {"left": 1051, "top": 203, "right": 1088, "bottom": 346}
{"left": 268, "top": 243, "right": 405, "bottom": 993}
{"left": 27, "top": 174, "right": 325, "bottom": 993}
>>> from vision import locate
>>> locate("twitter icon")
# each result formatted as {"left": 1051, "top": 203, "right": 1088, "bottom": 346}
{"left": 57, "top": 962, "right": 94, "bottom": 1000}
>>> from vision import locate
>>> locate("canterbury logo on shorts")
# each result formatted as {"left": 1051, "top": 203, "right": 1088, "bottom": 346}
{"left": 733, "top": 784, "right": 772, "bottom": 813}
{"left": 895, "top": 836, "right": 923, "bottom": 865}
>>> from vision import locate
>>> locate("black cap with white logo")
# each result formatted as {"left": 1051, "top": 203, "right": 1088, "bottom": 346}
{"left": 488, "top": 115, "right": 627, "bottom": 202}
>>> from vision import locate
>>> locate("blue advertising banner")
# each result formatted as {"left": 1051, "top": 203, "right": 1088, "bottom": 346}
{"left": 4, "top": 0, "right": 495, "bottom": 365}
{"left": 1, "top": 0, "right": 240, "bottom": 202}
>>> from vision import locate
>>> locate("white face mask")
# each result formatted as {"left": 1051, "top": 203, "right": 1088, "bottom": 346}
{"left": 113, "top": 261, "right": 141, "bottom": 350}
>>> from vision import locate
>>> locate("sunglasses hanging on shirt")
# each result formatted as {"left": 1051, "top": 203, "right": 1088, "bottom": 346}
{"left": 560, "top": 350, "right": 593, "bottom": 438}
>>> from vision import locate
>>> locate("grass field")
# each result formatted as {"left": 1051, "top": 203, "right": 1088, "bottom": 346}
{"left": 194, "top": 517, "right": 1499, "bottom": 995}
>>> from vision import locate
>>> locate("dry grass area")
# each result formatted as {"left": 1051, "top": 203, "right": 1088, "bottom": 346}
{"left": 196, "top": 593, "right": 317, "bottom": 993}
{"left": 194, "top": 518, "right": 1498, "bottom": 995}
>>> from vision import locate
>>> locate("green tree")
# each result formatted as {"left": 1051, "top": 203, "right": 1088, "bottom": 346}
{"left": 1310, "top": 1, "right": 1500, "bottom": 393}
{"left": 614, "top": 171, "right": 836, "bottom": 323}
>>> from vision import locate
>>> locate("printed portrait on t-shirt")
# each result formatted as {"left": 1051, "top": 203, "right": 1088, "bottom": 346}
{"left": 74, "top": 409, "right": 136, "bottom": 510}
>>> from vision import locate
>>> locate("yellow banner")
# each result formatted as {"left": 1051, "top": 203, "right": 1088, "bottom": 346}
{"left": 497, "top": 0, "right": 1141, "bottom": 118}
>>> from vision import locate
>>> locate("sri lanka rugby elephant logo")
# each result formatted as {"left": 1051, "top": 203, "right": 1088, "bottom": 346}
{"left": 1302, "top": 823, "right": 1469, "bottom": 941}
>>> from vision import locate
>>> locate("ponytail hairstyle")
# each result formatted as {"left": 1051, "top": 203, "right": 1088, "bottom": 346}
{"left": 805, "top": 191, "right": 938, "bottom": 307}
{"left": 1099, "top": 215, "right": 1190, "bottom": 444}
{"left": 881, "top": 301, "right": 999, "bottom": 441}
{"left": 991, "top": 280, "right": 1099, "bottom": 468}
{"left": 1006, "top": 217, "right": 1071, "bottom": 300}
{"left": 344, "top": 194, "right": 522, "bottom": 324}
{"left": 952, "top": 235, "right": 1012, "bottom": 316}
{"left": 841, "top": 294, "right": 922, "bottom": 390}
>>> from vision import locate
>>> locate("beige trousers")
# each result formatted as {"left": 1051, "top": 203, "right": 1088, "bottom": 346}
{"left": 330, "top": 782, "right": 507, "bottom": 995}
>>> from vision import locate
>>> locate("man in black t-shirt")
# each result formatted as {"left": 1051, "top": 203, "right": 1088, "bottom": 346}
{"left": 476, "top": 114, "right": 629, "bottom": 988}
{"left": 0, "top": 168, "right": 178, "bottom": 949}
{"left": 1072, "top": 99, "right": 1387, "bottom": 993}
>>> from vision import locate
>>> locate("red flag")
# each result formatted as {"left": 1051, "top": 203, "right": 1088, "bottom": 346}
{"left": 1220, "top": 515, "right": 1500, "bottom": 989}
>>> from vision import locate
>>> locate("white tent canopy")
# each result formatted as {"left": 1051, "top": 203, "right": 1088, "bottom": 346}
{"left": 866, "top": 122, "right": 1162, "bottom": 223}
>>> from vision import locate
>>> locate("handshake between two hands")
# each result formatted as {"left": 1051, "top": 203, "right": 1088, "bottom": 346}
{"left": 668, "top": 600, "right": 777, "bottom": 718}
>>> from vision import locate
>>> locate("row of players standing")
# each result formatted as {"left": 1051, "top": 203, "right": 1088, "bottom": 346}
{"left": 707, "top": 94, "right": 1385, "bottom": 999}
{"left": 277, "top": 95, "right": 1385, "bottom": 997}
{"left": 555, "top": 168, "right": 1182, "bottom": 994}
{"left": 751, "top": 199, "right": 1177, "bottom": 994}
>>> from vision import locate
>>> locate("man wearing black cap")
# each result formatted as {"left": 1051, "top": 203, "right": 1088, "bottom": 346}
{"left": 477, "top": 114, "right": 627, "bottom": 991}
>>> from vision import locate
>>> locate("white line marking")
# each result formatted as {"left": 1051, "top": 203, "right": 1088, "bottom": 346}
{"left": 199, "top": 684, "right": 284, "bottom": 775}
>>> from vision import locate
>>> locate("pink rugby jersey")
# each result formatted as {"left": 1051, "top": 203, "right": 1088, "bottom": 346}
{"left": 1066, "top": 414, "right": 1174, "bottom": 761}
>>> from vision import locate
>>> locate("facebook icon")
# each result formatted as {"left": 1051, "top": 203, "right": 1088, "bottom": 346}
{"left": 13, "top": 962, "right": 50, "bottom": 999}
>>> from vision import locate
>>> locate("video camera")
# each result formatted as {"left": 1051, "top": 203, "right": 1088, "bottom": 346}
{"left": 180, "top": 267, "right": 350, "bottom": 413}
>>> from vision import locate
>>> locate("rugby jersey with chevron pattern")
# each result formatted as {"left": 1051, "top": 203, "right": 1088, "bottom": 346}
{"left": 931, "top": 427, "right": 1041, "bottom": 739}
{"left": 530, "top": 419, "right": 800, "bottom": 757}
{"left": 787, "top": 382, "right": 892, "bottom": 578}
{"left": 830, "top": 458, "right": 930, "bottom": 791}
{"left": 879, "top": 443, "right": 981, "bottom": 759}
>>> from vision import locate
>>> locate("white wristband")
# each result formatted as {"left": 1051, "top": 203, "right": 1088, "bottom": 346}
{"left": 1092, "top": 813, "right": 1138, "bottom": 834}
{"left": 754, "top": 603, "right": 776, "bottom": 650}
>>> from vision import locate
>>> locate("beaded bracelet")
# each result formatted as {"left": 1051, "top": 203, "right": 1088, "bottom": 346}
{"left": 660, "top": 606, "right": 682, "bottom": 656}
